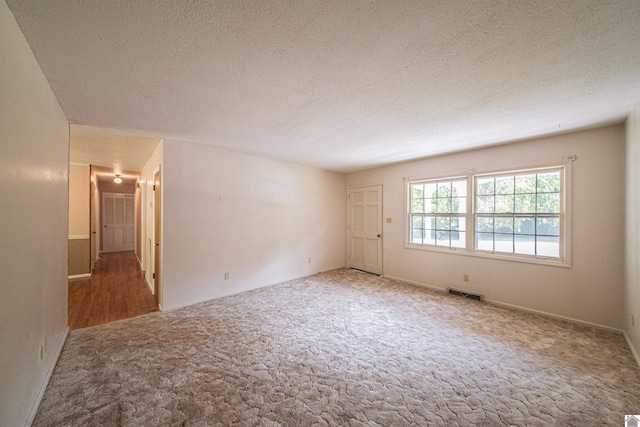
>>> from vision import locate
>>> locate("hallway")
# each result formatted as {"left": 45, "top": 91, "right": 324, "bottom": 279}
{"left": 68, "top": 251, "right": 158, "bottom": 329}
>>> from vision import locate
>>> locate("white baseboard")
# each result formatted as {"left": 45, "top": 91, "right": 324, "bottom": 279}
{"left": 624, "top": 331, "right": 640, "bottom": 369}
{"left": 383, "top": 274, "right": 622, "bottom": 334}
{"left": 25, "top": 326, "right": 69, "bottom": 426}
{"left": 163, "top": 265, "right": 345, "bottom": 312}
{"left": 384, "top": 274, "right": 448, "bottom": 293}
{"left": 68, "top": 273, "right": 91, "bottom": 279}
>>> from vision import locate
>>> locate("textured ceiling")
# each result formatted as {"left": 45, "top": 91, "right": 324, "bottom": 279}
{"left": 7, "top": 0, "right": 640, "bottom": 172}
{"left": 70, "top": 124, "right": 161, "bottom": 172}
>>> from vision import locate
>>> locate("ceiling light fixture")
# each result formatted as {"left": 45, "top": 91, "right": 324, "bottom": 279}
{"left": 114, "top": 174, "right": 122, "bottom": 184}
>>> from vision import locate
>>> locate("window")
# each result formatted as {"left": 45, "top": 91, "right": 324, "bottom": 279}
{"left": 406, "top": 165, "right": 569, "bottom": 266}
{"left": 408, "top": 178, "right": 467, "bottom": 249}
{"left": 474, "top": 168, "right": 562, "bottom": 259}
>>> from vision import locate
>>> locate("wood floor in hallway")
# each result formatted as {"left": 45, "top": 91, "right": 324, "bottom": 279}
{"left": 68, "top": 251, "right": 159, "bottom": 330}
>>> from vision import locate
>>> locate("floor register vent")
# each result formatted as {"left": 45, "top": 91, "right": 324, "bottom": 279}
{"left": 447, "top": 288, "right": 484, "bottom": 302}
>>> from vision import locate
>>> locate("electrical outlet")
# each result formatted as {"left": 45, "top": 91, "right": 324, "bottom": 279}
{"left": 308, "top": 258, "right": 312, "bottom": 264}
{"left": 224, "top": 272, "right": 229, "bottom": 280}
{"left": 39, "top": 345, "right": 44, "bottom": 361}
{"left": 463, "top": 274, "right": 470, "bottom": 282}
{"left": 386, "top": 217, "right": 392, "bottom": 223}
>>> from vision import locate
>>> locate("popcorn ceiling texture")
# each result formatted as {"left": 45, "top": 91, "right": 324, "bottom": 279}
{"left": 35, "top": 269, "right": 640, "bottom": 425}
{"left": 6, "top": 0, "right": 640, "bottom": 172}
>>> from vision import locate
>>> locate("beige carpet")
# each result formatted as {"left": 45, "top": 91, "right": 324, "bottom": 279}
{"left": 35, "top": 269, "right": 640, "bottom": 426}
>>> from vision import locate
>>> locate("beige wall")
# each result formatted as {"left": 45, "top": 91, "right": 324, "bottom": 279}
{"left": 161, "top": 139, "right": 346, "bottom": 310}
{"left": 346, "top": 125, "right": 625, "bottom": 330}
{"left": 625, "top": 101, "right": 640, "bottom": 360}
{"left": 68, "top": 164, "right": 90, "bottom": 236}
{"left": 68, "top": 164, "right": 90, "bottom": 275}
{"left": 0, "top": 1, "right": 70, "bottom": 425}
{"left": 98, "top": 180, "right": 135, "bottom": 194}
{"left": 68, "top": 238, "right": 90, "bottom": 275}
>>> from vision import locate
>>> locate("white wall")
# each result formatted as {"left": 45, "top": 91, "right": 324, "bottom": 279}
{"left": 161, "top": 139, "right": 346, "bottom": 310}
{"left": 625, "top": 101, "right": 640, "bottom": 358}
{"left": 347, "top": 125, "right": 625, "bottom": 330}
{"left": 140, "top": 141, "right": 163, "bottom": 293}
{"left": 0, "top": 1, "right": 69, "bottom": 425}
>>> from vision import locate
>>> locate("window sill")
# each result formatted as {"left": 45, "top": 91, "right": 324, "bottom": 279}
{"left": 404, "top": 243, "right": 570, "bottom": 268}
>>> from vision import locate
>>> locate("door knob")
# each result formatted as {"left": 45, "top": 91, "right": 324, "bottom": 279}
{"left": 377, "top": 234, "right": 381, "bottom": 238}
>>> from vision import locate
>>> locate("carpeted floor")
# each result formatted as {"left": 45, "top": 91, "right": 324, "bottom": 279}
{"left": 35, "top": 269, "right": 640, "bottom": 426}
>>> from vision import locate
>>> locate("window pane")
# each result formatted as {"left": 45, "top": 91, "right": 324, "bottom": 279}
{"left": 424, "top": 215, "right": 436, "bottom": 231}
{"left": 437, "top": 182, "right": 451, "bottom": 198}
{"left": 515, "top": 193, "right": 536, "bottom": 213}
{"left": 412, "top": 198, "right": 424, "bottom": 213}
{"left": 451, "top": 231, "right": 465, "bottom": 248}
{"left": 424, "top": 183, "right": 437, "bottom": 198}
{"left": 476, "top": 215, "right": 494, "bottom": 232}
{"left": 424, "top": 231, "right": 435, "bottom": 245}
{"left": 452, "top": 180, "right": 467, "bottom": 197}
{"left": 495, "top": 195, "right": 514, "bottom": 213}
{"left": 495, "top": 176, "right": 514, "bottom": 195}
{"left": 495, "top": 216, "right": 513, "bottom": 233}
{"left": 412, "top": 184, "right": 424, "bottom": 200}
{"left": 436, "top": 198, "right": 452, "bottom": 213}
{"left": 435, "top": 215, "right": 450, "bottom": 230}
{"left": 514, "top": 216, "right": 535, "bottom": 234}
{"left": 477, "top": 178, "right": 494, "bottom": 195}
{"left": 476, "top": 195, "right": 494, "bottom": 213}
{"left": 515, "top": 174, "right": 536, "bottom": 194}
{"left": 436, "top": 230, "right": 450, "bottom": 246}
{"left": 410, "top": 229, "right": 423, "bottom": 244}
{"left": 451, "top": 216, "right": 461, "bottom": 231}
{"left": 476, "top": 233, "right": 494, "bottom": 251}
{"left": 476, "top": 216, "right": 493, "bottom": 233}
{"left": 435, "top": 231, "right": 449, "bottom": 246}
{"left": 453, "top": 197, "right": 466, "bottom": 214}
{"left": 411, "top": 215, "right": 423, "bottom": 230}
{"left": 537, "top": 236, "right": 560, "bottom": 258}
{"left": 514, "top": 234, "right": 535, "bottom": 255}
{"left": 424, "top": 198, "right": 434, "bottom": 214}
{"left": 494, "top": 234, "right": 514, "bottom": 253}
{"left": 537, "top": 172, "right": 560, "bottom": 193}
{"left": 537, "top": 193, "right": 560, "bottom": 213}
{"left": 537, "top": 216, "right": 559, "bottom": 236}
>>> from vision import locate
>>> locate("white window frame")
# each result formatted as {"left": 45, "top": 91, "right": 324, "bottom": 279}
{"left": 404, "top": 163, "right": 572, "bottom": 268}
{"left": 406, "top": 175, "right": 471, "bottom": 253}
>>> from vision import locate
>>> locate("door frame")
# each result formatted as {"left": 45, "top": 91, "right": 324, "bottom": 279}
{"left": 347, "top": 184, "right": 383, "bottom": 275}
{"left": 90, "top": 165, "right": 98, "bottom": 271}
{"left": 153, "top": 166, "right": 162, "bottom": 309}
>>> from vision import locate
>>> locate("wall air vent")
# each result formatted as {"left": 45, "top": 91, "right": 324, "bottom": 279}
{"left": 447, "top": 288, "right": 483, "bottom": 302}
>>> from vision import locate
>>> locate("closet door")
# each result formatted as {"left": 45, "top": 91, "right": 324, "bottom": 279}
{"left": 102, "top": 193, "right": 135, "bottom": 252}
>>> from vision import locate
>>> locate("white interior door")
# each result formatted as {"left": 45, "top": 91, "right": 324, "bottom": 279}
{"left": 348, "top": 185, "right": 383, "bottom": 275}
{"left": 102, "top": 193, "right": 135, "bottom": 253}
